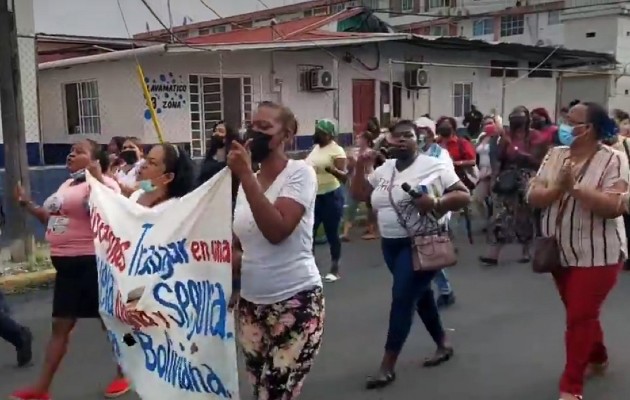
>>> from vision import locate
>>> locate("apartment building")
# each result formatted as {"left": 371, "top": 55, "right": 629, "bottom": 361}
{"left": 387, "top": 0, "right": 564, "bottom": 47}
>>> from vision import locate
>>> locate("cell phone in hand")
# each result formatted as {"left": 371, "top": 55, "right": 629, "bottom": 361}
{"left": 415, "top": 184, "right": 429, "bottom": 195}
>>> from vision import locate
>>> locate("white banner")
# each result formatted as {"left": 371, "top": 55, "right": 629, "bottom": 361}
{"left": 88, "top": 168, "right": 239, "bottom": 400}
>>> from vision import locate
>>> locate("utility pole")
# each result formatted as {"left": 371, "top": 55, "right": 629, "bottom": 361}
{"left": 0, "top": 0, "right": 33, "bottom": 262}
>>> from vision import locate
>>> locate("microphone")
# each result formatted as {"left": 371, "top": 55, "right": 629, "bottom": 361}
{"left": 401, "top": 182, "right": 422, "bottom": 198}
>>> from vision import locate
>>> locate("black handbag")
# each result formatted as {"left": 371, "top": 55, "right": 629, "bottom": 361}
{"left": 492, "top": 169, "right": 520, "bottom": 195}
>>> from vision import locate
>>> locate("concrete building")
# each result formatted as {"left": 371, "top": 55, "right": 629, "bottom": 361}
{"left": 37, "top": 10, "right": 613, "bottom": 164}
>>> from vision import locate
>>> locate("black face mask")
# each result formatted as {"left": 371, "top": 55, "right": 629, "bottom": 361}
{"left": 312, "top": 131, "right": 327, "bottom": 145}
{"left": 119, "top": 150, "right": 138, "bottom": 165}
{"left": 509, "top": 116, "right": 527, "bottom": 131}
{"left": 210, "top": 135, "right": 225, "bottom": 149}
{"left": 436, "top": 127, "right": 452, "bottom": 137}
{"left": 388, "top": 146, "right": 413, "bottom": 160}
{"left": 248, "top": 130, "right": 273, "bottom": 163}
{"left": 531, "top": 119, "right": 545, "bottom": 130}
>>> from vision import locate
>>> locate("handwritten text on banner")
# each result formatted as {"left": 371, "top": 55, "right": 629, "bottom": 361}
{"left": 89, "top": 169, "right": 238, "bottom": 400}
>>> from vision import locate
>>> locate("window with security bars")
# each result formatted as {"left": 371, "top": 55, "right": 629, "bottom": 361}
{"left": 188, "top": 75, "right": 252, "bottom": 158}
{"left": 453, "top": 82, "right": 472, "bottom": 118}
{"left": 64, "top": 80, "right": 101, "bottom": 134}
{"left": 500, "top": 15, "right": 524, "bottom": 37}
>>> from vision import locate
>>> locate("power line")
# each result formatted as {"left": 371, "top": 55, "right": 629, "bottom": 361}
{"left": 135, "top": 0, "right": 609, "bottom": 111}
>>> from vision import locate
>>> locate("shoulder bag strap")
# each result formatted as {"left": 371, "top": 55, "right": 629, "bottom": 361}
{"left": 387, "top": 167, "right": 440, "bottom": 237}
{"left": 622, "top": 139, "right": 630, "bottom": 161}
{"left": 387, "top": 167, "right": 411, "bottom": 236}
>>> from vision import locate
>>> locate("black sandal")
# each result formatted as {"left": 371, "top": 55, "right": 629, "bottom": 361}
{"left": 365, "top": 371, "right": 396, "bottom": 390}
{"left": 479, "top": 256, "right": 498, "bottom": 266}
{"left": 422, "top": 347, "right": 454, "bottom": 368}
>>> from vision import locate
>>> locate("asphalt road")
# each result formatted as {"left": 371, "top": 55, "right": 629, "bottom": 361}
{"left": 3, "top": 235, "right": 630, "bottom": 400}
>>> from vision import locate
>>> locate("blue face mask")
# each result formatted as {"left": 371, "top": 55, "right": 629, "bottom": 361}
{"left": 558, "top": 123, "right": 575, "bottom": 146}
{"left": 138, "top": 179, "right": 156, "bottom": 193}
{"left": 70, "top": 169, "right": 86, "bottom": 182}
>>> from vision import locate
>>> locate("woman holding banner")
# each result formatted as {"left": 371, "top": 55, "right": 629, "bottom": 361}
{"left": 130, "top": 142, "right": 195, "bottom": 208}
{"left": 10, "top": 139, "right": 126, "bottom": 400}
{"left": 230, "top": 101, "right": 324, "bottom": 400}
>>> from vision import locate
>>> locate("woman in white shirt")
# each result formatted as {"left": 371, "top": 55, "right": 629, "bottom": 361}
{"left": 351, "top": 119, "right": 470, "bottom": 389}
{"left": 473, "top": 118, "right": 499, "bottom": 221}
{"left": 229, "top": 102, "right": 324, "bottom": 400}
{"left": 115, "top": 137, "right": 145, "bottom": 197}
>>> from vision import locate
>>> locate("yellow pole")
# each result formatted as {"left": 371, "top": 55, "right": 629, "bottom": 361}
{"left": 136, "top": 64, "right": 165, "bottom": 144}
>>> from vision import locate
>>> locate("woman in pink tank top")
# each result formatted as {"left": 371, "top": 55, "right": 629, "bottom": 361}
{"left": 10, "top": 139, "right": 125, "bottom": 400}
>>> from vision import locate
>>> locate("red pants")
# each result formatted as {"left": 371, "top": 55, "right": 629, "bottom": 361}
{"left": 553, "top": 263, "right": 622, "bottom": 396}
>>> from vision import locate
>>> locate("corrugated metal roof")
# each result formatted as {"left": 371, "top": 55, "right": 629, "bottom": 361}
{"left": 134, "top": 0, "right": 349, "bottom": 39}
{"left": 406, "top": 35, "right": 617, "bottom": 67}
{"left": 39, "top": 33, "right": 617, "bottom": 71}
{"left": 186, "top": 8, "right": 363, "bottom": 46}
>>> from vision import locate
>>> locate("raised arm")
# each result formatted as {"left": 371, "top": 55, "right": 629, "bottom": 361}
{"left": 15, "top": 183, "right": 50, "bottom": 225}
{"left": 349, "top": 150, "right": 377, "bottom": 202}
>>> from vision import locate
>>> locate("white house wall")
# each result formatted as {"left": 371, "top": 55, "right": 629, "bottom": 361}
{"left": 39, "top": 59, "right": 146, "bottom": 145}
{"left": 38, "top": 42, "right": 561, "bottom": 161}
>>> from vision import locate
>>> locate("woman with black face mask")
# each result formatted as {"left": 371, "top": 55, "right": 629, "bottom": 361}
{"left": 531, "top": 107, "right": 559, "bottom": 145}
{"left": 350, "top": 119, "right": 471, "bottom": 389}
{"left": 115, "top": 137, "right": 144, "bottom": 197}
{"left": 305, "top": 119, "right": 348, "bottom": 283}
{"left": 228, "top": 101, "right": 324, "bottom": 400}
{"left": 480, "top": 105, "right": 552, "bottom": 265}
{"left": 197, "top": 121, "right": 240, "bottom": 205}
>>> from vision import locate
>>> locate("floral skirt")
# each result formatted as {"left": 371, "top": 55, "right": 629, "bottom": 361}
{"left": 237, "top": 287, "right": 325, "bottom": 400}
{"left": 487, "top": 169, "right": 536, "bottom": 246}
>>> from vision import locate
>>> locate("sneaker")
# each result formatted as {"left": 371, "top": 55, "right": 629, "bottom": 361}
{"left": 104, "top": 378, "right": 131, "bottom": 398}
{"left": 9, "top": 389, "right": 50, "bottom": 400}
{"left": 323, "top": 273, "right": 340, "bottom": 283}
{"left": 436, "top": 293, "right": 456, "bottom": 308}
{"left": 16, "top": 327, "right": 33, "bottom": 367}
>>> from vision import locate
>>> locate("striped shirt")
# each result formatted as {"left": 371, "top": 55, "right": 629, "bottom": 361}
{"left": 529, "top": 145, "right": 630, "bottom": 267}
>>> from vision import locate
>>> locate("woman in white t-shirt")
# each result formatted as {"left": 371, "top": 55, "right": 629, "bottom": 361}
{"left": 229, "top": 102, "right": 324, "bottom": 400}
{"left": 350, "top": 119, "right": 471, "bottom": 389}
{"left": 115, "top": 137, "right": 145, "bottom": 197}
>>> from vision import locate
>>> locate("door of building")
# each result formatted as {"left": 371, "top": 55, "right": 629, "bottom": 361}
{"left": 352, "top": 79, "right": 375, "bottom": 137}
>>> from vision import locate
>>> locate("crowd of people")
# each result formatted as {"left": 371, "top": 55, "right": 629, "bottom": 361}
{"left": 0, "top": 99, "right": 629, "bottom": 400}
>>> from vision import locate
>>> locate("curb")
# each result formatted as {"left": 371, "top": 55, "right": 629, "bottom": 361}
{"left": 0, "top": 269, "right": 56, "bottom": 294}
